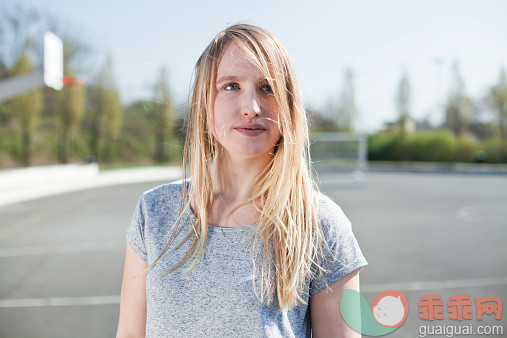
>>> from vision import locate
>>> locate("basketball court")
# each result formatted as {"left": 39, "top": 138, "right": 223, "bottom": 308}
{"left": 0, "top": 170, "right": 505, "bottom": 337}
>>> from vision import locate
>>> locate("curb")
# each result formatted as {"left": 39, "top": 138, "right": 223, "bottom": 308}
{"left": 0, "top": 164, "right": 182, "bottom": 208}
{"left": 1, "top": 161, "right": 505, "bottom": 208}
{"left": 367, "top": 161, "right": 507, "bottom": 175}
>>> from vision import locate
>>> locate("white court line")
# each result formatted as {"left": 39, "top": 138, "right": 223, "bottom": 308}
{"left": 455, "top": 202, "right": 507, "bottom": 223}
{"left": 0, "top": 190, "right": 100, "bottom": 239}
{"left": 0, "top": 241, "right": 124, "bottom": 258}
{"left": 0, "top": 295, "right": 120, "bottom": 308}
{"left": 361, "top": 276, "right": 507, "bottom": 293}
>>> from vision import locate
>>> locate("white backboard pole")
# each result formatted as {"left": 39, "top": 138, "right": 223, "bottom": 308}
{"left": 0, "top": 72, "right": 43, "bottom": 102}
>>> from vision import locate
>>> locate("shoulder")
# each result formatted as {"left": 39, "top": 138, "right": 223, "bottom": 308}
{"left": 138, "top": 178, "right": 189, "bottom": 212}
{"left": 314, "top": 191, "right": 351, "bottom": 230}
{"left": 310, "top": 191, "right": 367, "bottom": 296}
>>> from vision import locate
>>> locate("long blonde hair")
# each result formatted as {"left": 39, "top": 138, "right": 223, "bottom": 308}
{"left": 146, "top": 24, "right": 328, "bottom": 310}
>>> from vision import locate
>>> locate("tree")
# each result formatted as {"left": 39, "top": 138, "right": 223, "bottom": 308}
{"left": 102, "top": 89, "right": 122, "bottom": 162}
{"left": 307, "top": 104, "right": 339, "bottom": 132}
{"left": 54, "top": 43, "right": 87, "bottom": 163}
{"left": 444, "top": 61, "right": 474, "bottom": 137}
{"left": 0, "top": 6, "right": 45, "bottom": 166}
{"left": 56, "top": 77, "right": 86, "bottom": 163}
{"left": 396, "top": 68, "right": 412, "bottom": 132}
{"left": 152, "top": 66, "right": 176, "bottom": 163}
{"left": 0, "top": 6, "right": 45, "bottom": 77}
{"left": 88, "top": 56, "right": 122, "bottom": 162}
{"left": 336, "top": 68, "right": 357, "bottom": 131}
{"left": 489, "top": 67, "right": 507, "bottom": 141}
{"left": 11, "top": 49, "right": 43, "bottom": 166}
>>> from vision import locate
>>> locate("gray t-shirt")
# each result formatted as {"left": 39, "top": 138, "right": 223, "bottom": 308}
{"left": 126, "top": 179, "right": 367, "bottom": 337}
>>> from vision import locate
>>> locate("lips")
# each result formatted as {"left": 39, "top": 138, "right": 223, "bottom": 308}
{"left": 234, "top": 124, "right": 266, "bottom": 130}
{"left": 235, "top": 124, "right": 267, "bottom": 136}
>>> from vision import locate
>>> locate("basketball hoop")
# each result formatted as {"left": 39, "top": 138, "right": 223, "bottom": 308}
{"left": 45, "top": 32, "right": 86, "bottom": 88}
{"left": 62, "top": 76, "right": 86, "bottom": 87}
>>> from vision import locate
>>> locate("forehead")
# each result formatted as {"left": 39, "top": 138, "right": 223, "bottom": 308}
{"left": 216, "top": 42, "right": 264, "bottom": 78}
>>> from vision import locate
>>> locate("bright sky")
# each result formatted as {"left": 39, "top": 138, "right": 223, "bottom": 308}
{"left": 9, "top": 0, "right": 507, "bottom": 132}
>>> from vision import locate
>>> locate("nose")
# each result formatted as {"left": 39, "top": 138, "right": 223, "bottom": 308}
{"left": 241, "top": 88, "right": 261, "bottom": 117}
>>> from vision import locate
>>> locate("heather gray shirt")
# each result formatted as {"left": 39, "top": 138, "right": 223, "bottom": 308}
{"left": 126, "top": 179, "right": 367, "bottom": 337}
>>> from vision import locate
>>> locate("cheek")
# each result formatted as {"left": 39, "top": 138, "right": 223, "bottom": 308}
{"left": 270, "top": 107, "right": 282, "bottom": 137}
{"left": 213, "top": 95, "right": 232, "bottom": 120}
{"left": 268, "top": 99, "right": 281, "bottom": 126}
{"left": 212, "top": 98, "right": 229, "bottom": 140}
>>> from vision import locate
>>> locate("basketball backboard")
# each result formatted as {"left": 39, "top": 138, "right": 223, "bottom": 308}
{"left": 44, "top": 31, "right": 63, "bottom": 91}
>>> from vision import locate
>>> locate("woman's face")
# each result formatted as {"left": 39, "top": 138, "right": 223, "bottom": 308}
{"left": 212, "top": 42, "right": 281, "bottom": 162}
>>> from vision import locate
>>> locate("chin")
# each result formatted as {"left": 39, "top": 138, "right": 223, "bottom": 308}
{"left": 229, "top": 147, "right": 274, "bottom": 160}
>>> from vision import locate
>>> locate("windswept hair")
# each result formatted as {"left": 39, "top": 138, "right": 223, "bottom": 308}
{"left": 145, "top": 24, "right": 329, "bottom": 310}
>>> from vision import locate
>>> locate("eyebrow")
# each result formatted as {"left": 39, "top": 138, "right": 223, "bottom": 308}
{"left": 216, "top": 75, "right": 242, "bottom": 85}
{"left": 216, "top": 75, "right": 271, "bottom": 86}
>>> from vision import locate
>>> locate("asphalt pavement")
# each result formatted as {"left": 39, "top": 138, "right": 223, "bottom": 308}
{"left": 0, "top": 171, "right": 505, "bottom": 337}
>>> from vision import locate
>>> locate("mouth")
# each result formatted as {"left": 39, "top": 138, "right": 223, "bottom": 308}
{"left": 236, "top": 127, "right": 266, "bottom": 131}
{"left": 235, "top": 127, "right": 266, "bottom": 136}
{"left": 234, "top": 124, "right": 266, "bottom": 131}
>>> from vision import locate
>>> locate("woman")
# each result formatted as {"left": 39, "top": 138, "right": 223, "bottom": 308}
{"left": 117, "top": 24, "right": 367, "bottom": 337}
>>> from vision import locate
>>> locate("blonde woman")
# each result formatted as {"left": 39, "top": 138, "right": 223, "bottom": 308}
{"left": 117, "top": 24, "right": 367, "bottom": 337}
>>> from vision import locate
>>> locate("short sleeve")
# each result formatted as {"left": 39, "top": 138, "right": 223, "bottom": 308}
{"left": 126, "top": 195, "right": 148, "bottom": 263}
{"left": 309, "top": 194, "right": 367, "bottom": 296}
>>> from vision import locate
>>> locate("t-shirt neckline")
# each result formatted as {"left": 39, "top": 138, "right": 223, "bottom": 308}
{"left": 182, "top": 179, "right": 257, "bottom": 231}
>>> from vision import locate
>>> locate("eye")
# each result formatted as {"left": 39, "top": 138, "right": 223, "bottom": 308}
{"left": 261, "top": 84, "right": 273, "bottom": 93}
{"left": 224, "top": 83, "right": 239, "bottom": 90}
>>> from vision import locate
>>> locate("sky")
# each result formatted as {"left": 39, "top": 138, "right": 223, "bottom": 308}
{"left": 6, "top": 0, "right": 507, "bottom": 133}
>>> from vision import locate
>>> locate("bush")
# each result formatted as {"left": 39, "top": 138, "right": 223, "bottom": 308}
{"left": 481, "top": 139, "right": 507, "bottom": 163}
{"left": 0, "top": 129, "right": 23, "bottom": 165}
{"left": 406, "top": 131, "right": 456, "bottom": 162}
{"left": 455, "top": 137, "right": 480, "bottom": 163}
{"left": 368, "top": 130, "right": 505, "bottom": 163}
{"left": 368, "top": 131, "right": 404, "bottom": 161}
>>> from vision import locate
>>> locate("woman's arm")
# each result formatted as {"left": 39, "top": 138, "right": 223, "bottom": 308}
{"left": 310, "top": 268, "right": 362, "bottom": 338}
{"left": 116, "top": 243, "right": 148, "bottom": 338}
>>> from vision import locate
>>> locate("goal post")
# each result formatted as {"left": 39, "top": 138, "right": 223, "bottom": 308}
{"left": 309, "top": 132, "right": 368, "bottom": 179}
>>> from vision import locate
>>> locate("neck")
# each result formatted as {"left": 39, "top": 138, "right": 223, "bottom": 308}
{"left": 210, "top": 151, "right": 272, "bottom": 205}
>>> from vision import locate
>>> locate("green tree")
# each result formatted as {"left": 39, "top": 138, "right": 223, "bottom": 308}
{"left": 10, "top": 48, "right": 43, "bottom": 166}
{"left": 88, "top": 56, "right": 122, "bottom": 162}
{"left": 54, "top": 44, "right": 86, "bottom": 164}
{"left": 444, "top": 61, "right": 474, "bottom": 137}
{"left": 56, "top": 77, "right": 86, "bottom": 163}
{"left": 489, "top": 67, "right": 507, "bottom": 142}
{"left": 0, "top": 6, "right": 44, "bottom": 76}
{"left": 152, "top": 66, "right": 176, "bottom": 163}
{"left": 396, "top": 68, "right": 412, "bottom": 132}
{"left": 87, "top": 86, "right": 102, "bottom": 160}
{"left": 336, "top": 68, "right": 357, "bottom": 131}
{"left": 0, "top": 6, "right": 44, "bottom": 166}
{"left": 103, "top": 89, "right": 122, "bottom": 161}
